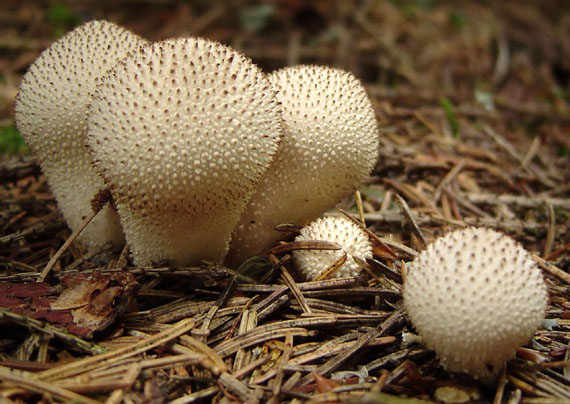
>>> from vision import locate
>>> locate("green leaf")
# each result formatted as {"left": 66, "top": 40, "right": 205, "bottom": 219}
{"left": 46, "top": 3, "right": 81, "bottom": 37}
{"left": 448, "top": 11, "right": 465, "bottom": 30}
{"left": 0, "top": 125, "right": 29, "bottom": 155}
{"left": 441, "top": 97, "right": 459, "bottom": 138}
{"left": 238, "top": 4, "right": 275, "bottom": 33}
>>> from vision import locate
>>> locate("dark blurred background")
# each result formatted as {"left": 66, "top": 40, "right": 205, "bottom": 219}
{"left": 1, "top": 0, "right": 569, "bottom": 155}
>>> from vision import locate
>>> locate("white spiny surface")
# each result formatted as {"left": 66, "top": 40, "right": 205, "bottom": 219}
{"left": 228, "top": 65, "right": 379, "bottom": 265}
{"left": 403, "top": 227, "right": 548, "bottom": 380}
{"left": 293, "top": 216, "right": 372, "bottom": 280}
{"left": 15, "top": 20, "right": 146, "bottom": 254}
{"left": 88, "top": 37, "right": 282, "bottom": 266}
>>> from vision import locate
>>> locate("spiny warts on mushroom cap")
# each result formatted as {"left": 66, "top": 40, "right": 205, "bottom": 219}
{"left": 403, "top": 227, "right": 547, "bottom": 381}
{"left": 293, "top": 216, "right": 373, "bottom": 280}
{"left": 227, "top": 65, "right": 380, "bottom": 266}
{"left": 87, "top": 37, "right": 283, "bottom": 267}
{"left": 14, "top": 20, "right": 147, "bottom": 254}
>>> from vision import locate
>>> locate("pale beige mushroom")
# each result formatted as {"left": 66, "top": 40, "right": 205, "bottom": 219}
{"left": 87, "top": 37, "right": 282, "bottom": 266}
{"left": 293, "top": 216, "right": 372, "bottom": 280}
{"left": 228, "top": 65, "right": 380, "bottom": 266}
{"left": 14, "top": 20, "right": 148, "bottom": 254}
{"left": 403, "top": 227, "right": 548, "bottom": 381}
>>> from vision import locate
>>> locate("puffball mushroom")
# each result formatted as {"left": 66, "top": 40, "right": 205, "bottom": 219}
{"left": 227, "top": 65, "right": 379, "bottom": 266}
{"left": 293, "top": 216, "right": 372, "bottom": 280}
{"left": 403, "top": 227, "right": 547, "bottom": 381}
{"left": 87, "top": 37, "right": 282, "bottom": 267}
{"left": 14, "top": 20, "right": 148, "bottom": 253}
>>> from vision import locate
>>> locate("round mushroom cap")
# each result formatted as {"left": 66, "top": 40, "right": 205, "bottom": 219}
{"left": 87, "top": 37, "right": 282, "bottom": 266}
{"left": 14, "top": 20, "right": 147, "bottom": 253}
{"left": 403, "top": 227, "right": 548, "bottom": 380}
{"left": 228, "top": 65, "right": 379, "bottom": 266}
{"left": 293, "top": 216, "right": 372, "bottom": 280}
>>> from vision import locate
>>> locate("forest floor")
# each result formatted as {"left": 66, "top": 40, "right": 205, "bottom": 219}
{"left": 0, "top": 1, "right": 569, "bottom": 403}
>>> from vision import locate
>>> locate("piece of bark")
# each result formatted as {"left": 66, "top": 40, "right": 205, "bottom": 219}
{"left": 0, "top": 271, "right": 138, "bottom": 338}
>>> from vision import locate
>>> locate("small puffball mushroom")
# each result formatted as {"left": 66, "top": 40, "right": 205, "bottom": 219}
{"left": 293, "top": 216, "right": 373, "bottom": 280}
{"left": 87, "top": 37, "right": 282, "bottom": 267}
{"left": 228, "top": 65, "right": 379, "bottom": 265}
{"left": 14, "top": 20, "right": 148, "bottom": 253}
{"left": 403, "top": 227, "right": 548, "bottom": 381}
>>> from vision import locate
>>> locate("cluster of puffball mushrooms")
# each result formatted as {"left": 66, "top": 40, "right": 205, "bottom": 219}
{"left": 15, "top": 20, "right": 548, "bottom": 383}
{"left": 14, "top": 20, "right": 379, "bottom": 268}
